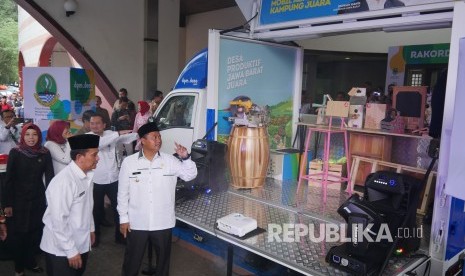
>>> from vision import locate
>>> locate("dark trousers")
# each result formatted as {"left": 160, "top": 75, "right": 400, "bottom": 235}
{"left": 45, "top": 252, "right": 89, "bottom": 276}
{"left": 93, "top": 182, "right": 122, "bottom": 241}
{"left": 122, "top": 228, "right": 172, "bottom": 276}
{"left": 7, "top": 227, "right": 42, "bottom": 273}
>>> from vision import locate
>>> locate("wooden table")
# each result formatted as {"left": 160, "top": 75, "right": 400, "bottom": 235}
{"left": 297, "top": 123, "right": 431, "bottom": 186}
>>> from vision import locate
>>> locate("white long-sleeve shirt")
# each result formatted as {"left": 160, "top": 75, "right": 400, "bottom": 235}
{"left": 40, "top": 161, "right": 95, "bottom": 258}
{"left": 88, "top": 130, "right": 137, "bottom": 184}
{"left": 0, "top": 120, "right": 20, "bottom": 154}
{"left": 117, "top": 150, "right": 197, "bottom": 231}
{"left": 44, "top": 141, "right": 71, "bottom": 174}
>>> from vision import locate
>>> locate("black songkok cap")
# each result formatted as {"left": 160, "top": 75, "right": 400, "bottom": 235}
{"left": 68, "top": 134, "right": 100, "bottom": 150}
{"left": 137, "top": 122, "right": 160, "bottom": 138}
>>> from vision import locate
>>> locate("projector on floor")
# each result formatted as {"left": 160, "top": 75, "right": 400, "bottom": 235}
{"left": 216, "top": 213, "right": 257, "bottom": 237}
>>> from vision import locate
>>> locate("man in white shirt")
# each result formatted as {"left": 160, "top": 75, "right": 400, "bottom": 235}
{"left": 0, "top": 110, "right": 21, "bottom": 154}
{"left": 40, "top": 134, "right": 100, "bottom": 276}
{"left": 117, "top": 122, "right": 197, "bottom": 276}
{"left": 88, "top": 113, "right": 137, "bottom": 246}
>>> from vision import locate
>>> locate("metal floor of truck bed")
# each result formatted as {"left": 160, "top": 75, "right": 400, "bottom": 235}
{"left": 175, "top": 178, "right": 430, "bottom": 275}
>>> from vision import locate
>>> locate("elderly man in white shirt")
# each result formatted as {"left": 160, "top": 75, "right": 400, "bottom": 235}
{"left": 117, "top": 122, "right": 197, "bottom": 276}
{"left": 0, "top": 110, "right": 21, "bottom": 154}
{"left": 40, "top": 134, "right": 100, "bottom": 276}
{"left": 88, "top": 113, "right": 137, "bottom": 246}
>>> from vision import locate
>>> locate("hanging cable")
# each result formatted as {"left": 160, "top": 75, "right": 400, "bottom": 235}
{"left": 220, "top": 12, "right": 258, "bottom": 35}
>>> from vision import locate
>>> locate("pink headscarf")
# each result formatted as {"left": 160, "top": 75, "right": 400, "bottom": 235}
{"left": 46, "top": 120, "right": 70, "bottom": 144}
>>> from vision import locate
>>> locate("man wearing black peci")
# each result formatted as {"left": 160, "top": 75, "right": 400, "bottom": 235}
{"left": 117, "top": 122, "right": 197, "bottom": 276}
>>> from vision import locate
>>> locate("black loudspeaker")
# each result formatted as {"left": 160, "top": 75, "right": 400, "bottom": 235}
{"left": 327, "top": 171, "right": 422, "bottom": 275}
{"left": 186, "top": 139, "right": 228, "bottom": 192}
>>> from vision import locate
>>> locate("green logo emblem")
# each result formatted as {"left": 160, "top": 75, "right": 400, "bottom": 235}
{"left": 34, "top": 73, "right": 59, "bottom": 107}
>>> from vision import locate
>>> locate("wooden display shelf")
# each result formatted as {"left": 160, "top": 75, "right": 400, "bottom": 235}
{"left": 350, "top": 155, "right": 436, "bottom": 215}
{"left": 349, "top": 132, "right": 392, "bottom": 185}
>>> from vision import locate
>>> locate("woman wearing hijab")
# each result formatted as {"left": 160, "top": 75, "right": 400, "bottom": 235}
{"left": 132, "top": 101, "right": 151, "bottom": 151}
{"left": 44, "top": 120, "right": 72, "bottom": 174}
{"left": 3, "top": 123, "right": 54, "bottom": 276}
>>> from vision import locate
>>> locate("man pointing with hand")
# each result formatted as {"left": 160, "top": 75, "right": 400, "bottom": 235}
{"left": 117, "top": 122, "right": 197, "bottom": 276}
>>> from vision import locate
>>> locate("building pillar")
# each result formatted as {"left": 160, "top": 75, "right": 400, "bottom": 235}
{"left": 158, "top": 0, "right": 180, "bottom": 93}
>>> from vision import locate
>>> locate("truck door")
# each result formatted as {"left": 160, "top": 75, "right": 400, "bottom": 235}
{"left": 154, "top": 93, "right": 197, "bottom": 152}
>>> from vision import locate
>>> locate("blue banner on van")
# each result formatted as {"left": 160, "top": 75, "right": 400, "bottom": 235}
{"left": 174, "top": 48, "right": 208, "bottom": 89}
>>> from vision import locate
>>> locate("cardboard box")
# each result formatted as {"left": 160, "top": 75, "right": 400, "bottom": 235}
{"left": 348, "top": 87, "right": 367, "bottom": 97}
{"left": 307, "top": 160, "right": 346, "bottom": 190}
{"left": 308, "top": 160, "right": 345, "bottom": 181}
{"left": 267, "top": 149, "right": 301, "bottom": 181}
{"left": 365, "top": 103, "right": 387, "bottom": 129}
{"left": 348, "top": 105, "right": 364, "bottom": 128}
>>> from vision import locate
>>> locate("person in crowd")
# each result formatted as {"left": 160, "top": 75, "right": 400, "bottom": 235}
{"left": 0, "top": 96, "right": 12, "bottom": 112}
{"left": 113, "top": 88, "right": 136, "bottom": 112}
{"left": 40, "top": 134, "right": 100, "bottom": 276}
{"left": 363, "top": 81, "right": 374, "bottom": 103}
{"left": 118, "top": 122, "right": 197, "bottom": 276}
{"left": 385, "top": 83, "right": 396, "bottom": 109}
{"left": 300, "top": 94, "right": 313, "bottom": 114}
{"left": 335, "top": 91, "right": 346, "bottom": 101}
{"left": 7, "top": 93, "right": 23, "bottom": 118}
{"left": 0, "top": 207, "right": 6, "bottom": 241}
{"left": 95, "top": 96, "right": 111, "bottom": 130}
{"left": 111, "top": 97, "right": 133, "bottom": 131}
{"left": 111, "top": 97, "right": 135, "bottom": 157}
{"left": 44, "top": 120, "right": 73, "bottom": 174}
{"left": 76, "top": 109, "right": 112, "bottom": 227}
{"left": 88, "top": 114, "right": 137, "bottom": 247}
{"left": 3, "top": 123, "right": 54, "bottom": 276}
{"left": 132, "top": 101, "right": 151, "bottom": 151}
{"left": 149, "top": 90, "right": 164, "bottom": 116}
{"left": 76, "top": 110, "right": 95, "bottom": 135}
{"left": 0, "top": 110, "right": 21, "bottom": 154}
{"left": 429, "top": 69, "right": 448, "bottom": 139}
{"left": 16, "top": 96, "right": 25, "bottom": 118}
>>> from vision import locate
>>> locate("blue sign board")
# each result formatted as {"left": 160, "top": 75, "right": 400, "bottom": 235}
{"left": 259, "top": 0, "right": 452, "bottom": 26}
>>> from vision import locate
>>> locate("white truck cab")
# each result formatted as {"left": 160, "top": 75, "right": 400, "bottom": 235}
{"left": 153, "top": 49, "right": 209, "bottom": 153}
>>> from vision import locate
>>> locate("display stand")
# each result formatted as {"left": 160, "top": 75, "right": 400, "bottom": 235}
{"left": 297, "top": 101, "right": 352, "bottom": 202}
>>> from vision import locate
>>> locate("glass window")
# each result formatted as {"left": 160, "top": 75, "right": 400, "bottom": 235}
{"left": 155, "top": 95, "right": 195, "bottom": 130}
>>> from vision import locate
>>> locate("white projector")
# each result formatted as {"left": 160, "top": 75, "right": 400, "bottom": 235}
{"left": 216, "top": 213, "right": 257, "bottom": 237}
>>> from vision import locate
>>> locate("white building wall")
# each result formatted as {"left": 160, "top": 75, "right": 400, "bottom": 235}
{"left": 185, "top": 7, "right": 246, "bottom": 63}
{"left": 19, "top": 8, "right": 50, "bottom": 66}
{"left": 30, "top": 0, "right": 145, "bottom": 103}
